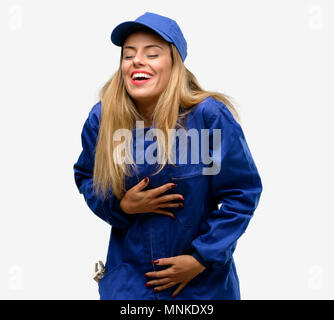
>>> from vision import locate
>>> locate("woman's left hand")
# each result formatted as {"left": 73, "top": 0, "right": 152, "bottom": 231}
{"left": 144, "top": 255, "right": 206, "bottom": 298}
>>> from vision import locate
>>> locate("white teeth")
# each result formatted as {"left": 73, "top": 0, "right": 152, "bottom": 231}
{"left": 132, "top": 73, "right": 153, "bottom": 80}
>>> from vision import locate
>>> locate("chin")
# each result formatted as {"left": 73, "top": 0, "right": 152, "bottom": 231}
{"left": 130, "top": 93, "right": 156, "bottom": 100}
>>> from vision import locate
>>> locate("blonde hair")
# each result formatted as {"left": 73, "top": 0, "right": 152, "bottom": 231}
{"left": 93, "top": 36, "right": 240, "bottom": 200}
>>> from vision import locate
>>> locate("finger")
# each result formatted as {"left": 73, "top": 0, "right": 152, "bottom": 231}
{"left": 152, "top": 257, "right": 175, "bottom": 266}
{"left": 133, "top": 177, "right": 149, "bottom": 192}
{"left": 152, "top": 209, "right": 175, "bottom": 219}
{"left": 146, "top": 277, "right": 171, "bottom": 287}
{"left": 144, "top": 269, "right": 170, "bottom": 278}
{"left": 157, "top": 202, "right": 184, "bottom": 208}
{"left": 153, "top": 281, "right": 178, "bottom": 293}
{"left": 154, "top": 194, "right": 184, "bottom": 204}
{"left": 172, "top": 282, "right": 187, "bottom": 299}
{"left": 149, "top": 182, "right": 177, "bottom": 198}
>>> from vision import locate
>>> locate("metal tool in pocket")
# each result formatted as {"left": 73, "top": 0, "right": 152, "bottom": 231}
{"left": 93, "top": 260, "right": 105, "bottom": 283}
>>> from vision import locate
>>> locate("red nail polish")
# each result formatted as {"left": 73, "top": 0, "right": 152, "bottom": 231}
{"left": 172, "top": 294, "right": 176, "bottom": 299}
{"left": 144, "top": 273, "right": 149, "bottom": 277}
{"left": 179, "top": 203, "right": 184, "bottom": 208}
{"left": 171, "top": 183, "right": 177, "bottom": 188}
{"left": 144, "top": 177, "right": 148, "bottom": 182}
{"left": 152, "top": 259, "right": 159, "bottom": 264}
{"left": 171, "top": 215, "right": 175, "bottom": 219}
{"left": 145, "top": 283, "right": 150, "bottom": 287}
{"left": 153, "top": 288, "right": 158, "bottom": 293}
{"left": 179, "top": 196, "right": 184, "bottom": 200}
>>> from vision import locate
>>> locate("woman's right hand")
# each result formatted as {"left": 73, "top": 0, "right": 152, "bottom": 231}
{"left": 119, "top": 177, "right": 184, "bottom": 219}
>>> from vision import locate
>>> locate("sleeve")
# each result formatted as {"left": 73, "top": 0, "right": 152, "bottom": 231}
{"left": 191, "top": 103, "right": 263, "bottom": 269}
{"left": 73, "top": 112, "right": 132, "bottom": 229}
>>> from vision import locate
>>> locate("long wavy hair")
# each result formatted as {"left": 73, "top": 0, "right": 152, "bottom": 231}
{"left": 93, "top": 29, "right": 240, "bottom": 200}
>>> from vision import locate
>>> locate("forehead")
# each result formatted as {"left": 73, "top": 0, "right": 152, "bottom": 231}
{"left": 123, "top": 31, "right": 168, "bottom": 49}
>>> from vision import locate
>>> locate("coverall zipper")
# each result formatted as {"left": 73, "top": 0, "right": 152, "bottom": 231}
{"left": 149, "top": 218, "right": 160, "bottom": 300}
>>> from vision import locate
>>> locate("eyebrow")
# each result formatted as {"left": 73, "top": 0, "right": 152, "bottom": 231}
{"left": 123, "top": 44, "right": 163, "bottom": 50}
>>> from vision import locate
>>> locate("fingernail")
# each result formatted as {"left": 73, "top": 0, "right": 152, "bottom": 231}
{"left": 145, "top": 283, "right": 150, "bottom": 288}
{"left": 179, "top": 203, "right": 184, "bottom": 208}
{"left": 179, "top": 196, "right": 184, "bottom": 200}
{"left": 171, "top": 183, "right": 177, "bottom": 188}
{"left": 153, "top": 288, "right": 158, "bottom": 293}
{"left": 172, "top": 294, "right": 176, "bottom": 299}
{"left": 144, "top": 273, "right": 149, "bottom": 277}
{"left": 170, "top": 215, "right": 175, "bottom": 219}
{"left": 152, "top": 259, "right": 159, "bottom": 264}
{"left": 144, "top": 177, "right": 149, "bottom": 182}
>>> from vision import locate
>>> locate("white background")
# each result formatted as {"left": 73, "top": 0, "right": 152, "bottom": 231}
{"left": 0, "top": 0, "right": 333, "bottom": 299}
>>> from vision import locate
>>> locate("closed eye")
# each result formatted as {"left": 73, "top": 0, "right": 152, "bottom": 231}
{"left": 123, "top": 55, "right": 158, "bottom": 59}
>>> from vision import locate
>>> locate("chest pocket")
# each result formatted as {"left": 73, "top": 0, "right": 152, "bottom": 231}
{"left": 165, "top": 164, "right": 208, "bottom": 228}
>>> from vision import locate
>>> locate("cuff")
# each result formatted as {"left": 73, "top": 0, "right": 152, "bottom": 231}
{"left": 191, "top": 251, "right": 211, "bottom": 270}
{"left": 112, "top": 196, "right": 128, "bottom": 216}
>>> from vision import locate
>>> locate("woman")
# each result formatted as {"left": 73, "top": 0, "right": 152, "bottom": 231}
{"left": 73, "top": 12, "right": 263, "bottom": 300}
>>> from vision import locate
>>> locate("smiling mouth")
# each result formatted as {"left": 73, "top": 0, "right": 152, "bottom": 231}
{"left": 130, "top": 77, "right": 153, "bottom": 85}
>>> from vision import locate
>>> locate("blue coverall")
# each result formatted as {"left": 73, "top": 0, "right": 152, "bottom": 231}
{"left": 73, "top": 96, "right": 263, "bottom": 300}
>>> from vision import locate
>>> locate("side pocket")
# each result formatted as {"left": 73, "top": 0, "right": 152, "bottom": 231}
{"left": 98, "top": 263, "right": 124, "bottom": 284}
{"left": 97, "top": 262, "right": 140, "bottom": 300}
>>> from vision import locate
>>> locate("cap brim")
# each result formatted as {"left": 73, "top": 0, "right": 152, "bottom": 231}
{"left": 110, "top": 21, "right": 173, "bottom": 47}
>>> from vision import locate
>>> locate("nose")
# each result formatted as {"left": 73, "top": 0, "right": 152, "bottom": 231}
{"left": 132, "top": 52, "right": 145, "bottom": 66}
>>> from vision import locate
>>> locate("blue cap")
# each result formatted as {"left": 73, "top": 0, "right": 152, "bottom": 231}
{"left": 110, "top": 12, "right": 187, "bottom": 62}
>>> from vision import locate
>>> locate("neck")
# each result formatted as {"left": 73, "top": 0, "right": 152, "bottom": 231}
{"left": 135, "top": 99, "right": 156, "bottom": 127}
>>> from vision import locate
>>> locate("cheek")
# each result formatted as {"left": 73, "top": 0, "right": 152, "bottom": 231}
{"left": 154, "top": 59, "right": 172, "bottom": 77}
{"left": 121, "top": 63, "right": 130, "bottom": 79}
{"left": 159, "top": 69, "right": 172, "bottom": 87}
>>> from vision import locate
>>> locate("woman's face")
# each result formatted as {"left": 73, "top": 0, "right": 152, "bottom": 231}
{"left": 121, "top": 31, "right": 173, "bottom": 106}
